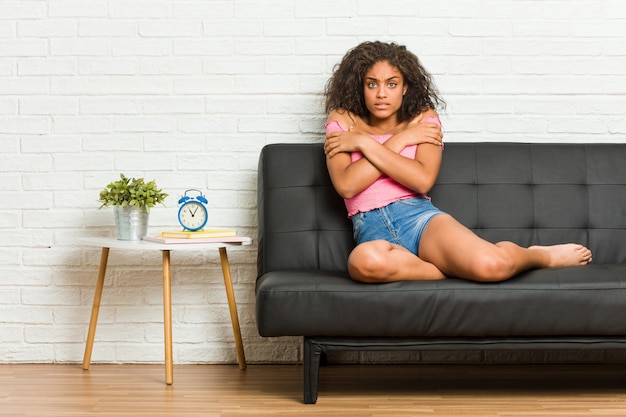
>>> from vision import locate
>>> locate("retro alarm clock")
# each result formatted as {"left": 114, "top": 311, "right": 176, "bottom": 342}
{"left": 177, "top": 189, "right": 208, "bottom": 231}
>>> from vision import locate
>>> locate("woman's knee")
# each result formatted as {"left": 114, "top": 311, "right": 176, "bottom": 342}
{"left": 348, "top": 241, "right": 394, "bottom": 283}
{"left": 470, "top": 250, "right": 516, "bottom": 282}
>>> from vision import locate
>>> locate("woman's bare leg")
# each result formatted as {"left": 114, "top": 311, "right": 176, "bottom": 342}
{"left": 348, "top": 240, "right": 446, "bottom": 283}
{"left": 418, "top": 214, "right": 592, "bottom": 282}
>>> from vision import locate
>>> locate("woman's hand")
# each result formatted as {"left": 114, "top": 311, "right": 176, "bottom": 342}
{"left": 324, "top": 128, "right": 370, "bottom": 158}
{"left": 390, "top": 121, "right": 443, "bottom": 149}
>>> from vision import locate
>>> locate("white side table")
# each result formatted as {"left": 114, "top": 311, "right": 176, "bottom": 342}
{"left": 79, "top": 236, "right": 251, "bottom": 384}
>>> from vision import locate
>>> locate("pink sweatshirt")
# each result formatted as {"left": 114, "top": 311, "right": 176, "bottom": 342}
{"left": 325, "top": 116, "right": 442, "bottom": 217}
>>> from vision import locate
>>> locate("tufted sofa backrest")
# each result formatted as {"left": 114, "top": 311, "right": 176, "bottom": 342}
{"left": 257, "top": 142, "right": 626, "bottom": 277}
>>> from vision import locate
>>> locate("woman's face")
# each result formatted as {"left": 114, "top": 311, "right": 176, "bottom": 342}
{"left": 363, "top": 60, "right": 408, "bottom": 122}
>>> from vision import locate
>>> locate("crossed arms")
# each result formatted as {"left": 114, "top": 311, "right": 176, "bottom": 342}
{"left": 324, "top": 109, "right": 444, "bottom": 199}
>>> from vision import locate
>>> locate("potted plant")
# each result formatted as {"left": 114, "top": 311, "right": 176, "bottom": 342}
{"left": 99, "top": 173, "right": 168, "bottom": 240}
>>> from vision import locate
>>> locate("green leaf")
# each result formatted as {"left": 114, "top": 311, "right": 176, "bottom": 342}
{"left": 98, "top": 173, "right": 169, "bottom": 210}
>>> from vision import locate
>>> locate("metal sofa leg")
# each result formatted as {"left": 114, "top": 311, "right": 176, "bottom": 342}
{"left": 303, "top": 337, "right": 323, "bottom": 404}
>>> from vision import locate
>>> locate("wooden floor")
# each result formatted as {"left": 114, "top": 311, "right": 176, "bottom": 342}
{"left": 2, "top": 363, "right": 626, "bottom": 416}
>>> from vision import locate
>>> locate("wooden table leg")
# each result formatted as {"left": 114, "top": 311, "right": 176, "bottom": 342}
{"left": 83, "top": 247, "right": 110, "bottom": 370}
{"left": 219, "top": 247, "right": 247, "bottom": 370}
{"left": 162, "top": 250, "right": 174, "bottom": 385}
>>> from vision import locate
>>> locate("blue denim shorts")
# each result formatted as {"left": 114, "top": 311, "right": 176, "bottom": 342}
{"left": 351, "top": 197, "right": 446, "bottom": 256}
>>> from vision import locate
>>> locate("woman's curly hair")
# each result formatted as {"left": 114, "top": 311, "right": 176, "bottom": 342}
{"left": 324, "top": 41, "right": 445, "bottom": 123}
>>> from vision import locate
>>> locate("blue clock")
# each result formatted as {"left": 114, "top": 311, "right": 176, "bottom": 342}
{"left": 177, "top": 189, "right": 208, "bottom": 231}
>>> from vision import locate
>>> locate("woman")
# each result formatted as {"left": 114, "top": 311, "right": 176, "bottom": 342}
{"left": 323, "top": 41, "right": 592, "bottom": 283}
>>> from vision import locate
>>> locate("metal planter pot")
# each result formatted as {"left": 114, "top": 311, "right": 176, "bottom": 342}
{"left": 114, "top": 206, "right": 149, "bottom": 240}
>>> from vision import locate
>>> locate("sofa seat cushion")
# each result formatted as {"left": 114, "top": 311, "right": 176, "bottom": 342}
{"left": 255, "top": 264, "right": 626, "bottom": 338}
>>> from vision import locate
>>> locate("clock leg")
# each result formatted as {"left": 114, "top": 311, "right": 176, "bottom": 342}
{"left": 83, "top": 247, "right": 109, "bottom": 370}
{"left": 219, "top": 247, "right": 247, "bottom": 370}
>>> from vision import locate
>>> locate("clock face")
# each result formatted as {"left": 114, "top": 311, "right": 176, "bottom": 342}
{"left": 178, "top": 201, "right": 208, "bottom": 231}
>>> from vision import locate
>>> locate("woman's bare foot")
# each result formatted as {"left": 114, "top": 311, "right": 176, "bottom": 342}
{"left": 529, "top": 244, "right": 592, "bottom": 267}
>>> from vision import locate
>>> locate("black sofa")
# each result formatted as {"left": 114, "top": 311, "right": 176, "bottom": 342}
{"left": 255, "top": 142, "right": 626, "bottom": 404}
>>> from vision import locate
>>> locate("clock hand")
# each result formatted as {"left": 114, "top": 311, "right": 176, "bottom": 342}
{"left": 190, "top": 207, "right": 198, "bottom": 216}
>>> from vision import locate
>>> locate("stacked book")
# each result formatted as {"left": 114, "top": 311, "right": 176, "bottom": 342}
{"left": 143, "top": 229, "right": 249, "bottom": 244}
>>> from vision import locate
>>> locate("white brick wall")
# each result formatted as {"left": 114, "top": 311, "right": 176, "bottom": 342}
{"left": 1, "top": 0, "right": 625, "bottom": 365}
